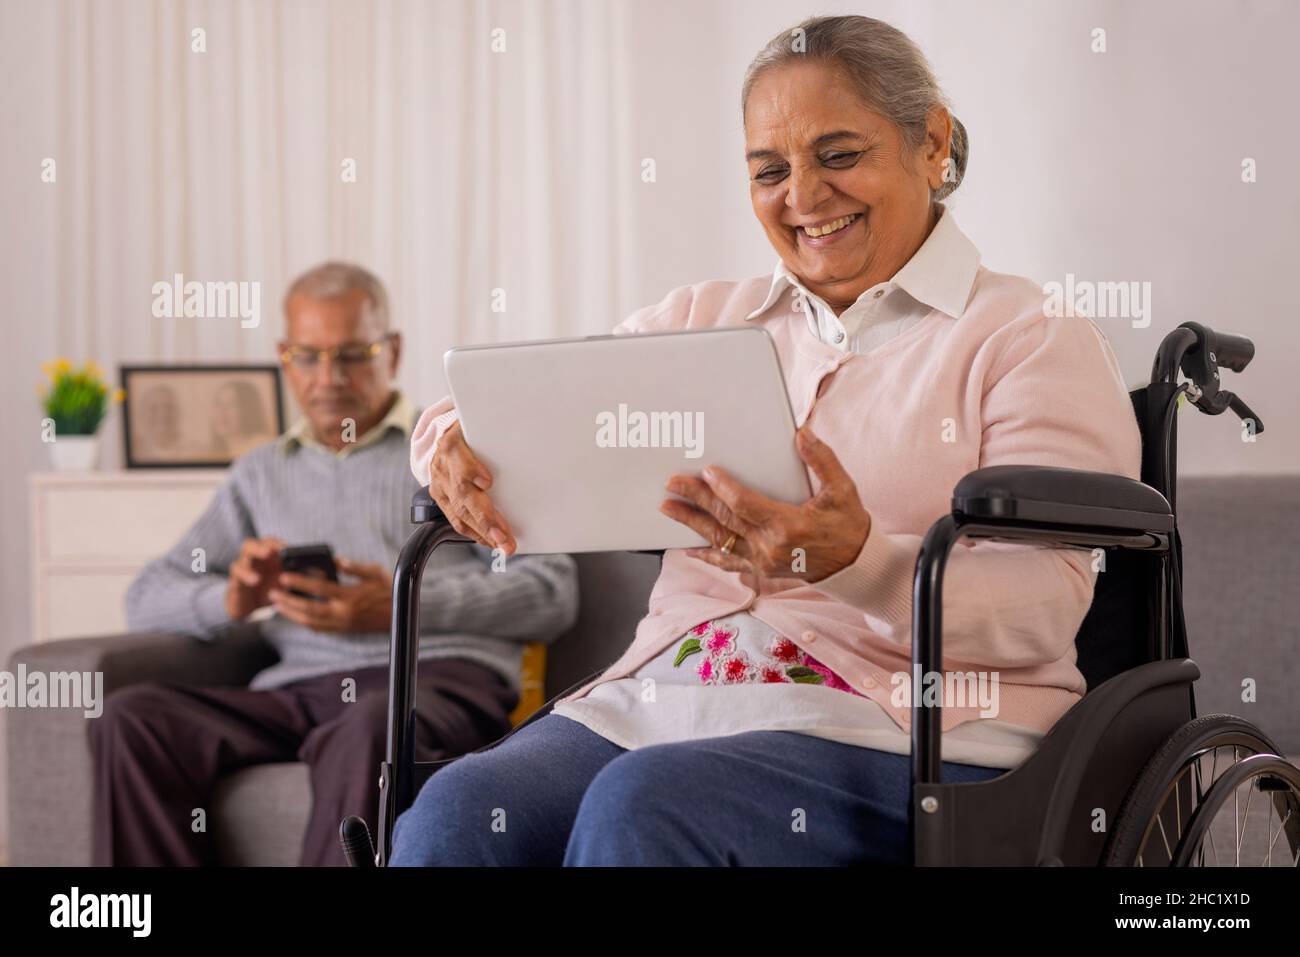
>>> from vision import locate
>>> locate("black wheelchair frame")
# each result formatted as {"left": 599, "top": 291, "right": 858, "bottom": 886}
{"left": 345, "top": 321, "right": 1283, "bottom": 867}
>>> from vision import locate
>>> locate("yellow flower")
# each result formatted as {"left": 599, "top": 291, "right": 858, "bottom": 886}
{"left": 40, "top": 361, "right": 56, "bottom": 380}
{"left": 54, "top": 358, "right": 71, "bottom": 374}
{"left": 85, "top": 360, "right": 103, "bottom": 380}
{"left": 112, "top": 388, "right": 126, "bottom": 403}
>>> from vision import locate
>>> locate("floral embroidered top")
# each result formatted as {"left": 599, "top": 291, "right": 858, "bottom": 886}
{"left": 552, "top": 611, "right": 1044, "bottom": 768}
{"left": 654, "top": 616, "right": 863, "bottom": 693}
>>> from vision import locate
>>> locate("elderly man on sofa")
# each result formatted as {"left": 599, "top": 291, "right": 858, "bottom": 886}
{"left": 91, "top": 261, "right": 578, "bottom": 866}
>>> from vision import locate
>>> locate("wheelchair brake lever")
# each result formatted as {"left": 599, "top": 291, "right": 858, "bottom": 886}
{"left": 1190, "top": 386, "right": 1265, "bottom": 436}
{"left": 1226, "top": 393, "right": 1264, "bottom": 436}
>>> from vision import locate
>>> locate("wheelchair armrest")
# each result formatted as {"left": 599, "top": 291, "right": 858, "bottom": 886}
{"left": 911, "top": 466, "right": 1174, "bottom": 795}
{"left": 952, "top": 465, "right": 1173, "bottom": 533}
{"left": 412, "top": 486, "right": 445, "bottom": 524}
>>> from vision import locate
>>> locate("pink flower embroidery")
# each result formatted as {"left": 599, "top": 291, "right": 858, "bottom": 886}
{"left": 705, "top": 626, "right": 736, "bottom": 656}
{"left": 766, "top": 636, "right": 801, "bottom": 663}
{"left": 676, "top": 620, "right": 862, "bottom": 696}
{"left": 717, "top": 653, "right": 754, "bottom": 684}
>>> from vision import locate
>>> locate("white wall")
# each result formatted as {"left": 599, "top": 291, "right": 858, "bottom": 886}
{"left": 615, "top": 0, "right": 1299, "bottom": 473}
{"left": 1, "top": 0, "right": 1297, "bottom": 858}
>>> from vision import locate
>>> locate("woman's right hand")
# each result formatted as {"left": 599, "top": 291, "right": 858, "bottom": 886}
{"left": 428, "top": 419, "right": 517, "bottom": 554}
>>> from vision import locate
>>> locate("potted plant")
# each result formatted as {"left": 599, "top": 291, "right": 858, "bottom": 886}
{"left": 39, "top": 359, "right": 123, "bottom": 471}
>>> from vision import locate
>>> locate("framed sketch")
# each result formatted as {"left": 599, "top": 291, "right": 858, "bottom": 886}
{"left": 121, "top": 364, "right": 285, "bottom": 468}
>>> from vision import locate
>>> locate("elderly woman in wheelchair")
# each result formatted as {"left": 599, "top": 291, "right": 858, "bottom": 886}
{"left": 375, "top": 15, "right": 1298, "bottom": 867}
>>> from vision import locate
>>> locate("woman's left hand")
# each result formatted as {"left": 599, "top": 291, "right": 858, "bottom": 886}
{"left": 660, "top": 424, "right": 872, "bottom": 582}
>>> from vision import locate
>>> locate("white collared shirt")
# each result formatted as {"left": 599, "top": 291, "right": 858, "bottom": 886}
{"left": 744, "top": 203, "right": 982, "bottom": 353}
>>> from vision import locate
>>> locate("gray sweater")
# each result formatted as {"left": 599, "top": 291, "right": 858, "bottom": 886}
{"left": 124, "top": 414, "right": 579, "bottom": 691}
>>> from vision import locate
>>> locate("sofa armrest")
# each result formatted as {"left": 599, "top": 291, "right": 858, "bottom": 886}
{"left": 5, "top": 627, "right": 277, "bottom": 866}
{"left": 10, "top": 626, "right": 278, "bottom": 692}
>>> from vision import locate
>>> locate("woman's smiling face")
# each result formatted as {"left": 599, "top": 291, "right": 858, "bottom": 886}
{"left": 744, "top": 60, "right": 949, "bottom": 311}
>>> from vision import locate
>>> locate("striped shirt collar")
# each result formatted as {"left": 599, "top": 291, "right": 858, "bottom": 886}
{"left": 279, "top": 391, "right": 414, "bottom": 458}
{"left": 744, "top": 203, "right": 982, "bottom": 327}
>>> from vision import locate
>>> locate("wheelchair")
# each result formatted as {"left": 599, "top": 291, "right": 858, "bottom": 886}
{"left": 342, "top": 321, "right": 1300, "bottom": 867}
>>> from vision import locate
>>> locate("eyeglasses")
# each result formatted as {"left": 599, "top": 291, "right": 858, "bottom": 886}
{"left": 279, "top": 334, "right": 394, "bottom": 370}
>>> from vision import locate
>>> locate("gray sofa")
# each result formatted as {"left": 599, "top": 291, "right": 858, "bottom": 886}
{"left": 6, "top": 552, "right": 662, "bottom": 866}
{"left": 7, "top": 476, "right": 1297, "bottom": 866}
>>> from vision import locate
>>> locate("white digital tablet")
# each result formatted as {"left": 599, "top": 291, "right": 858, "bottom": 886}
{"left": 443, "top": 326, "right": 812, "bottom": 553}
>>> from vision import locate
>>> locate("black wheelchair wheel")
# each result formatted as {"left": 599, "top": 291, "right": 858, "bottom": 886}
{"left": 1105, "top": 714, "right": 1300, "bottom": 867}
{"left": 1170, "top": 754, "right": 1300, "bottom": 866}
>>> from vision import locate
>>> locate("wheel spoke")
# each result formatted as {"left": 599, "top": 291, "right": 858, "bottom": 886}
{"left": 1175, "top": 774, "right": 1183, "bottom": 837}
{"left": 1156, "top": 811, "right": 1173, "bottom": 862}
{"left": 1263, "top": 804, "right": 1291, "bottom": 866}
{"left": 1203, "top": 748, "right": 1223, "bottom": 866}
{"left": 1207, "top": 820, "right": 1221, "bottom": 866}
{"left": 1233, "top": 747, "right": 1240, "bottom": 867}
{"left": 1235, "top": 779, "right": 1254, "bottom": 867}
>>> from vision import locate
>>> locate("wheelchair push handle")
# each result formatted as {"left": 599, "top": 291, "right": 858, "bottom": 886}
{"left": 1158, "top": 322, "right": 1264, "bottom": 435}
{"left": 1176, "top": 321, "right": 1256, "bottom": 377}
{"left": 1211, "top": 330, "right": 1255, "bottom": 374}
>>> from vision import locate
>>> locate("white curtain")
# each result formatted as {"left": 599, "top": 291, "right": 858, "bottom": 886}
{"left": 37, "top": 0, "right": 651, "bottom": 415}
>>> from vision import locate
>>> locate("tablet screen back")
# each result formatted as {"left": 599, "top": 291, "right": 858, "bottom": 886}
{"left": 444, "top": 326, "right": 811, "bottom": 553}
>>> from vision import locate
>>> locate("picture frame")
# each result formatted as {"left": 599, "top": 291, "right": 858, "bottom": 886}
{"left": 120, "top": 364, "right": 286, "bottom": 469}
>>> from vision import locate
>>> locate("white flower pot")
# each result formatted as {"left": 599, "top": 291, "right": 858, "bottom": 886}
{"left": 48, "top": 434, "right": 100, "bottom": 471}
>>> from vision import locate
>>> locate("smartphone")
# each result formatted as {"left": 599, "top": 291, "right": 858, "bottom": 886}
{"left": 279, "top": 545, "right": 339, "bottom": 601}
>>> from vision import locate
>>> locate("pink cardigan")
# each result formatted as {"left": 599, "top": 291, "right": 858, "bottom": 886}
{"left": 410, "top": 268, "right": 1141, "bottom": 734}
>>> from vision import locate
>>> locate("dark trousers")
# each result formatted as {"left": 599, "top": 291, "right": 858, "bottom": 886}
{"left": 90, "top": 658, "right": 517, "bottom": 866}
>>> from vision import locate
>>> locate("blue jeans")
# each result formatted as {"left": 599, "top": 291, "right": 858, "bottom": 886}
{"left": 390, "top": 714, "right": 1002, "bottom": 865}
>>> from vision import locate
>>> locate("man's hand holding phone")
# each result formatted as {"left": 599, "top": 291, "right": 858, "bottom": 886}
{"left": 269, "top": 557, "right": 392, "bottom": 633}
{"left": 225, "top": 537, "right": 287, "bottom": 620}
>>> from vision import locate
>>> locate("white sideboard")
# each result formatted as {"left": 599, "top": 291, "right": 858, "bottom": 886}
{"left": 29, "top": 470, "right": 226, "bottom": 643}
